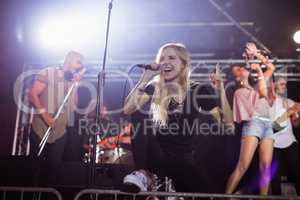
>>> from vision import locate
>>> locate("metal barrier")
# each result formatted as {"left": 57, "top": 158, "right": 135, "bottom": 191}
{"left": 74, "top": 189, "right": 300, "bottom": 200}
{"left": 0, "top": 187, "right": 63, "bottom": 200}
{"left": 0, "top": 187, "right": 299, "bottom": 200}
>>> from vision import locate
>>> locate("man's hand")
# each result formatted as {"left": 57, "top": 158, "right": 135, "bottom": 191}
{"left": 73, "top": 68, "right": 86, "bottom": 82}
{"left": 41, "top": 112, "right": 55, "bottom": 127}
{"left": 274, "top": 103, "right": 300, "bottom": 126}
{"left": 289, "top": 103, "right": 300, "bottom": 114}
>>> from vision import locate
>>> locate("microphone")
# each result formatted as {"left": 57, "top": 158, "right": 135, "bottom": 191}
{"left": 136, "top": 64, "right": 161, "bottom": 71}
{"left": 64, "top": 67, "right": 86, "bottom": 81}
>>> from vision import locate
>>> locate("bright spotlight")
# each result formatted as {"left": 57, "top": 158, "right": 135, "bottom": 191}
{"left": 293, "top": 30, "right": 300, "bottom": 44}
{"left": 37, "top": 14, "right": 103, "bottom": 50}
{"left": 38, "top": 19, "right": 66, "bottom": 49}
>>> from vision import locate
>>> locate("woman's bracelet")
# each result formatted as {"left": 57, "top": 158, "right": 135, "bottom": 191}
{"left": 37, "top": 108, "right": 46, "bottom": 114}
{"left": 257, "top": 76, "right": 264, "bottom": 80}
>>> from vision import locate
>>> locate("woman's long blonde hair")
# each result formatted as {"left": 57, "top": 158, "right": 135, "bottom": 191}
{"left": 151, "top": 43, "right": 191, "bottom": 126}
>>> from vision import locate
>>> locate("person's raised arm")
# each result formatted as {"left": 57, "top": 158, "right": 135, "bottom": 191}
{"left": 250, "top": 63, "right": 268, "bottom": 97}
{"left": 210, "top": 65, "right": 234, "bottom": 129}
{"left": 123, "top": 64, "right": 160, "bottom": 115}
{"left": 245, "top": 42, "right": 275, "bottom": 97}
{"left": 255, "top": 53, "right": 275, "bottom": 80}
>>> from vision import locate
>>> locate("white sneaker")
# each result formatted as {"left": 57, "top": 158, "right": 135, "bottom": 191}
{"left": 122, "top": 170, "right": 150, "bottom": 192}
{"left": 150, "top": 176, "right": 177, "bottom": 200}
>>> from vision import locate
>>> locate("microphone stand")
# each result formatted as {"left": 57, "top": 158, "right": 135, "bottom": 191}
{"left": 89, "top": 0, "right": 114, "bottom": 187}
{"left": 37, "top": 82, "right": 78, "bottom": 156}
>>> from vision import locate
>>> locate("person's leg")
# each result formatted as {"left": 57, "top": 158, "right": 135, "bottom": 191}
{"left": 45, "top": 135, "right": 67, "bottom": 186}
{"left": 29, "top": 130, "right": 42, "bottom": 157}
{"left": 147, "top": 132, "right": 165, "bottom": 176}
{"left": 225, "top": 136, "right": 259, "bottom": 194}
{"left": 174, "top": 151, "right": 203, "bottom": 193}
{"left": 284, "top": 142, "right": 300, "bottom": 195}
{"left": 258, "top": 138, "right": 274, "bottom": 195}
{"left": 130, "top": 117, "right": 149, "bottom": 170}
{"left": 270, "top": 148, "right": 283, "bottom": 195}
{"left": 29, "top": 129, "right": 46, "bottom": 186}
{"left": 122, "top": 123, "right": 163, "bottom": 193}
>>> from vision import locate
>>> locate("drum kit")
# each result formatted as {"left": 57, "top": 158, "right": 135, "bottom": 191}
{"left": 82, "top": 123, "right": 133, "bottom": 165}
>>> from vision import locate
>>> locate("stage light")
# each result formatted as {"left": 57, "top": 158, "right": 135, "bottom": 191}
{"left": 16, "top": 23, "right": 24, "bottom": 44}
{"left": 37, "top": 14, "right": 103, "bottom": 50}
{"left": 293, "top": 30, "right": 300, "bottom": 44}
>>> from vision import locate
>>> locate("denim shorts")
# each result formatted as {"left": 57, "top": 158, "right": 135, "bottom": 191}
{"left": 242, "top": 117, "right": 274, "bottom": 140}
